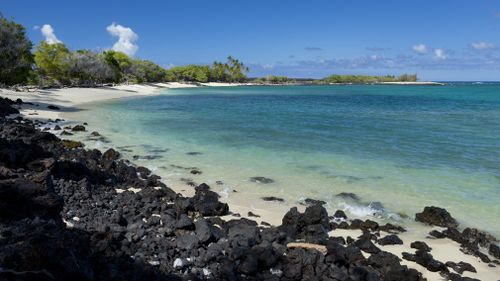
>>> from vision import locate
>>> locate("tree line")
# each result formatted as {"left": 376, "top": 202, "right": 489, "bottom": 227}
{"left": 322, "top": 74, "right": 418, "bottom": 84}
{"left": 0, "top": 16, "right": 249, "bottom": 87}
{"left": 1, "top": 16, "right": 419, "bottom": 87}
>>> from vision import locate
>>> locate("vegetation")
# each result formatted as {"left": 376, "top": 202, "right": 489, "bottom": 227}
{"left": 164, "top": 56, "right": 249, "bottom": 83}
{"left": 322, "top": 74, "right": 417, "bottom": 84}
{"left": 253, "top": 75, "right": 296, "bottom": 84}
{"left": 165, "top": 64, "right": 211, "bottom": 82}
{"left": 0, "top": 15, "right": 34, "bottom": 86}
{"left": 0, "top": 17, "right": 249, "bottom": 87}
{"left": 1, "top": 17, "right": 421, "bottom": 88}
{"left": 66, "top": 50, "right": 116, "bottom": 85}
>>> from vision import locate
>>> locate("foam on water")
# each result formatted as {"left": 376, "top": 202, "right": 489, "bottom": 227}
{"left": 66, "top": 84, "right": 500, "bottom": 236}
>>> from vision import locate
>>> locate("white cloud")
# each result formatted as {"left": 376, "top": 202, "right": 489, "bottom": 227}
{"left": 33, "top": 25, "right": 40, "bottom": 30}
{"left": 412, "top": 44, "right": 428, "bottom": 54}
{"left": 471, "top": 42, "right": 495, "bottom": 50}
{"left": 434, "top": 48, "right": 447, "bottom": 60}
{"left": 106, "top": 23, "right": 138, "bottom": 56}
{"left": 41, "top": 24, "right": 62, "bottom": 44}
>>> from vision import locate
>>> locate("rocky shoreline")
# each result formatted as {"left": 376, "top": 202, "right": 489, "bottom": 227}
{"left": 0, "top": 97, "right": 499, "bottom": 281}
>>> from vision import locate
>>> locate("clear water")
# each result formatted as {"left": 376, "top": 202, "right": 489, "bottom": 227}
{"left": 70, "top": 84, "right": 500, "bottom": 235}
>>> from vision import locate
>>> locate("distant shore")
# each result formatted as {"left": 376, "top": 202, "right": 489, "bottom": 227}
{"left": 376, "top": 81, "right": 445, "bottom": 86}
{"left": 0, "top": 81, "right": 444, "bottom": 122}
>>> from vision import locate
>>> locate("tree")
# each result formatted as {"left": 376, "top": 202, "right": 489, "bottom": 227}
{"left": 209, "top": 61, "right": 229, "bottom": 82}
{"left": 208, "top": 56, "right": 249, "bottom": 82}
{"left": 264, "top": 75, "right": 295, "bottom": 84}
{"left": 66, "top": 50, "right": 116, "bottom": 86}
{"left": 226, "top": 56, "right": 249, "bottom": 82}
{"left": 34, "top": 41, "right": 71, "bottom": 84}
{"left": 128, "top": 60, "right": 166, "bottom": 83}
{"left": 165, "top": 65, "right": 211, "bottom": 82}
{"left": 0, "top": 15, "right": 34, "bottom": 85}
{"left": 103, "top": 50, "right": 133, "bottom": 82}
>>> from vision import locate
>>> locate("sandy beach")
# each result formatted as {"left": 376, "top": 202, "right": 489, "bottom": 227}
{"left": 1, "top": 84, "right": 499, "bottom": 281}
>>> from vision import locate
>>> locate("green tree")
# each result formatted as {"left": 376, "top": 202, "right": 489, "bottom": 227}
{"left": 102, "top": 50, "right": 133, "bottom": 82}
{"left": 0, "top": 16, "right": 34, "bottom": 85}
{"left": 129, "top": 60, "right": 166, "bottom": 83}
{"left": 226, "top": 56, "right": 249, "bottom": 82}
{"left": 208, "top": 56, "right": 249, "bottom": 82}
{"left": 165, "top": 64, "right": 211, "bottom": 82}
{"left": 265, "top": 75, "right": 295, "bottom": 84}
{"left": 209, "top": 61, "right": 228, "bottom": 82}
{"left": 34, "top": 41, "right": 70, "bottom": 84}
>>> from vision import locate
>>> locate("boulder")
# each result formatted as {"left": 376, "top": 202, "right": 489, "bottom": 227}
{"left": 71, "top": 125, "right": 86, "bottom": 132}
{"left": 103, "top": 148, "right": 120, "bottom": 161}
{"left": 489, "top": 243, "right": 500, "bottom": 259}
{"left": 415, "top": 206, "right": 458, "bottom": 228}
{"left": 378, "top": 234, "right": 403, "bottom": 246}
{"left": 410, "top": 241, "right": 431, "bottom": 252}
{"left": 333, "top": 210, "right": 347, "bottom": 220}
{"left": 445, "top": 261, "right": 476, "bottom": 274}
{"left": 176, "top": 232, "right": 200, "bottom": 250}
{"left": 354, "top": 238, "right": 381, "bottom": 254}
{"left": 192, "top": 183, "right": 229, "bottom": 216}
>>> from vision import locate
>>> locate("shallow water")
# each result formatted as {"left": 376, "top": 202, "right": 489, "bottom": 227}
{"left": 69, "top": 84, "right": 500, "bottom": 235}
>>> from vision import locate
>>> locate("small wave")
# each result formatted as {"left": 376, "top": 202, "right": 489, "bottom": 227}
{"left": 219, "top": 186, "right": 233, "bottom": 199}
{"left": 340, "top": 202, "right": 382, "bottom": 218}
{"left": 146, "top": 165, "right": 158, "bottom": 172}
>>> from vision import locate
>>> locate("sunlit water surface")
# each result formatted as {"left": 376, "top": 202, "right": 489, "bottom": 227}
{"left": 67, "top": 84, "right": 500, "bottom": 235}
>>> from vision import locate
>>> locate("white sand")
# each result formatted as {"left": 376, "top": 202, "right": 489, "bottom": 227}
{"left": 1, "top": 83, "right": 499, "bottom": 281}
{"left": 0, "top": 82, "right": 198, "bottom": 121}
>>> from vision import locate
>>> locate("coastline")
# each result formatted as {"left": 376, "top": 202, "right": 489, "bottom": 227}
{"left": 1, "top": 86, "right": 499, "bottom": 280}
{"left": 0, "top": 82, "right": 198, "bottom": 121}
{"left": 376, "top": 82, "right": 445, "bottom": 86}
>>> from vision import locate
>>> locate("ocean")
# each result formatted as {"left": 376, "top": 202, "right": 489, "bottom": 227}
{"left": 70, "top": 83, "right": 500, "bottom": 235}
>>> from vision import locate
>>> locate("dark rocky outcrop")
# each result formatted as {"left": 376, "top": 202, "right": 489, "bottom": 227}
{"left": 378, "top": 234, "right": 403, "bottom": 246}
{"left": 71, "top": 124, "right": 86, "bottom": 131}
{"left": 415, "top": 206, "right": 458, "bottom": 227}
{"left": 411, "top": 241, "right": 432, "bottom": 252}
{"left": 445, "top": 261, "right": 477, "bottom": 274}
{"left": 402, "top": 250, "right": 448, "bottom": 273}
{"left": 0, "top": 97, "right": 20, "bottom": 118}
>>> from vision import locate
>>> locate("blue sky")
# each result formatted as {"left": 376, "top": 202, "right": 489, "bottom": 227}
{"left": 2, "top": 0, "right": 500, "bottom": 80}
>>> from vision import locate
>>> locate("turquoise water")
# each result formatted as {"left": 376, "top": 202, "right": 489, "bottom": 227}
{"left": 72, "top": 84, "right": 500, "bottom": 235}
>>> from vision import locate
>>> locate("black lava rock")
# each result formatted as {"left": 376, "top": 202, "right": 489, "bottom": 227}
{"left": 72, "top": 124, "right": 86, "bottom": 131}
{"left": 415, "top": 206, "right": 458, "bottom": 228}
{"left": 378, "top": 234, "right": 403, "bottom": 246}
{"left": 47, "top": 105, "right": 60, "bottom": 110}
{"left": 250, "top": 176, "right": 274, "bottom": 184}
